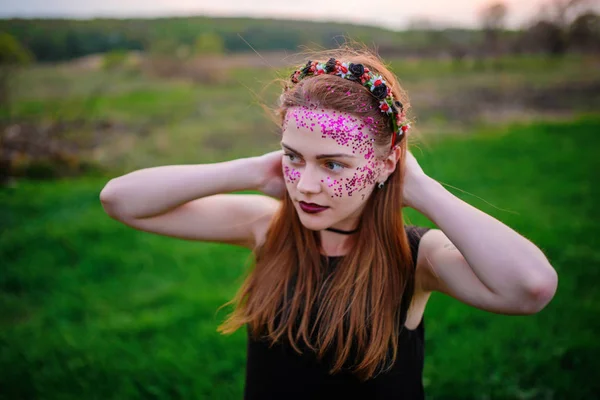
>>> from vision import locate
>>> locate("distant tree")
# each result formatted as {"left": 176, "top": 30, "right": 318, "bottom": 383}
{"left": 0, "top": 32, "right": 33, "bottom": 120}
{"left": 568, "top": 11, "right": 600, "bottom": 52}
{"left": 519, "top": 0, "right": 597, "bottom": 55}
{"left": 479, "top": 1, "right": 509, "bottom": 55}
{"left": 522, "top": 20, "right": 567, "bottom": 54}
{"left": 480, "top": 2, "right": 509, "bottom": 31}
{"left": 65, "top": 30, "right": 83, "bottom": 58}
{"left": 0, "top": 32, "right": 33, "bottom": 65}
{"left": 539, "top": 0, "right": 596, "bottom": 28}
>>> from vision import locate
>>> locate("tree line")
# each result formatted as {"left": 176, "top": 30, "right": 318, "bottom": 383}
{"left": 0, "top": 0, "right": 598, "bottom": 64}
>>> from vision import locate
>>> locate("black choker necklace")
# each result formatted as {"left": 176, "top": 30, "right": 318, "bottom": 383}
{"left": 325, "top": 226, "right": 360, "bottom": 235}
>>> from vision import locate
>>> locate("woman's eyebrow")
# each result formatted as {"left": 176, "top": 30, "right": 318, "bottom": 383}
{"left": 281, "top": 143, "right": 356, "bottom": 159}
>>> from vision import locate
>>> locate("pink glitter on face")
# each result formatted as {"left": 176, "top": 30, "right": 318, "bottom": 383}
{"left": 283, "top": 105, "right": 384, "bottom": 199}
{"left": 283, "top": 165, "right": 301, "bottom": 184}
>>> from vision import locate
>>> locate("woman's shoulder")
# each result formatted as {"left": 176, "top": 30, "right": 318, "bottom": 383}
{"left": 404, "top": 225, "right": 433, "bottom": 267}
{"left": 253, "top": 197, "right": 282, "bottom": 249}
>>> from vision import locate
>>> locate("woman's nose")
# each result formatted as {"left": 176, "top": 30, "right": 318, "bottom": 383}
{"left": 296, "top": 165, "right": 322, "bottom": 194}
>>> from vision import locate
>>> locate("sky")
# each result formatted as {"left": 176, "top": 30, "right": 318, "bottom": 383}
{"left": 0, "top": 0, "right": 579, "bottom": 30}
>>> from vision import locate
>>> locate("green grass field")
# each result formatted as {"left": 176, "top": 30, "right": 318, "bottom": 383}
{"left": 2, "top": 114, "right": 599, "bottom": 399}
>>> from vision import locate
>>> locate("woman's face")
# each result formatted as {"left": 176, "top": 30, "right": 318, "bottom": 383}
{"left": 281, "top": 105, "right": 386, "bottom": 231}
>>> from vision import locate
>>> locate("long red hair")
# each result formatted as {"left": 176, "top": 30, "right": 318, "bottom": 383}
{"left": 218, "top": 45, "right": 417, "bottom": 381}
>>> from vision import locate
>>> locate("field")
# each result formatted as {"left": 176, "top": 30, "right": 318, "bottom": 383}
{"left": 6, "top": 54, "right": 600, "bottom": 174}
{"left": 1, "top": 53, "right": 600, "bottom": 399}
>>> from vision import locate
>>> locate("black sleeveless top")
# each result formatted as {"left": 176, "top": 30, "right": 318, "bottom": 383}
{"left": 244, "top": 225, "right": 431, "bottom": 400}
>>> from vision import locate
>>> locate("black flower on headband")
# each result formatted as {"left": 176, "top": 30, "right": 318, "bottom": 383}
{"left": 348, "top": 63, "right": 365, "bottom": 77}
{"left": 325, "top": 58, "right": 337, "bottom": 73}
{"left": 372, "top": 84, "right": 388, "bottom": 100}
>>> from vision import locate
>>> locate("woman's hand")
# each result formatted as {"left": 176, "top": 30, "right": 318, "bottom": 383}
{"left": 402, "top": 150, "right": 433, "bottom": 210}
{"left": 255, "top": 150, "right": 286, "bottom": 199}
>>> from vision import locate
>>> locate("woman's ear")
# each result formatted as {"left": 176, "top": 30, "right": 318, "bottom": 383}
{"left": 380, "top": 145, "right": 402, "bottom": 181}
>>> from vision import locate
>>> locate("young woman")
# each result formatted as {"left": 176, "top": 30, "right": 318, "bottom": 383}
{"left": 100, "top": 47, "right": 558, "bottom": 399}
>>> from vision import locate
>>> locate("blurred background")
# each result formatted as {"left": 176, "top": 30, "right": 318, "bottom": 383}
{"left": 1, "top": 0, "right": 599, "bottom": 398}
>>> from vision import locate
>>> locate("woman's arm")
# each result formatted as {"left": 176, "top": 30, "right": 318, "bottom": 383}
{"left": 401, "top": 151, "right": 558, "bottom": 314}
{"left": 98, "top": 151, "right": 285, "bottom": 247}
{"left": 100, "top": 157, "right": 263, "bottom": 219}
{"left": 413, "top": 177, "right": 558, "bottom": 314}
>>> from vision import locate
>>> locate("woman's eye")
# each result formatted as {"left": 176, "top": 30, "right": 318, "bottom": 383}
{"left": 284, "top": 154, "right": 344, "bottom": 172}
{"left": 283, "top": 153, "right": 301, "bottom": 163}
{"left": 324, "top": 161, "right": 345, "bottom": 172}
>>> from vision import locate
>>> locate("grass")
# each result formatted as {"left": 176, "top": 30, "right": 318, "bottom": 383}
{"left": 10, "top": 54, "right": 600, "bottom": 122}
{"left": 1, "top": 114, "right": 599, "bottom": 399}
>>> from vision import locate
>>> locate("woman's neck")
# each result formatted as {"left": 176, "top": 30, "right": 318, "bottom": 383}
{"left": 319, "top": 230, "right": 354, "bottom": 257}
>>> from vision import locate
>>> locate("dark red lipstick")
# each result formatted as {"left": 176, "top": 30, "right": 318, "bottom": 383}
{"left": 299, "top": 201, "right": 329, "bottom": 214}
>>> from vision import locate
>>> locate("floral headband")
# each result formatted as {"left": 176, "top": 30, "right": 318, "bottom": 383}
{"left": 289, "top": 58, "right": 410, "bottom": 148}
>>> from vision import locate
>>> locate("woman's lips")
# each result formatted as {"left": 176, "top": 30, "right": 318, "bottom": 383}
{"left": 299, "top": 201, "right": 329, "bottom": 214}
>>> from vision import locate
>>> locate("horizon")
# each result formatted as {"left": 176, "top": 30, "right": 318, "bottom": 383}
{"left": 0, "top": 0, "right": 554, "bottom": 30}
